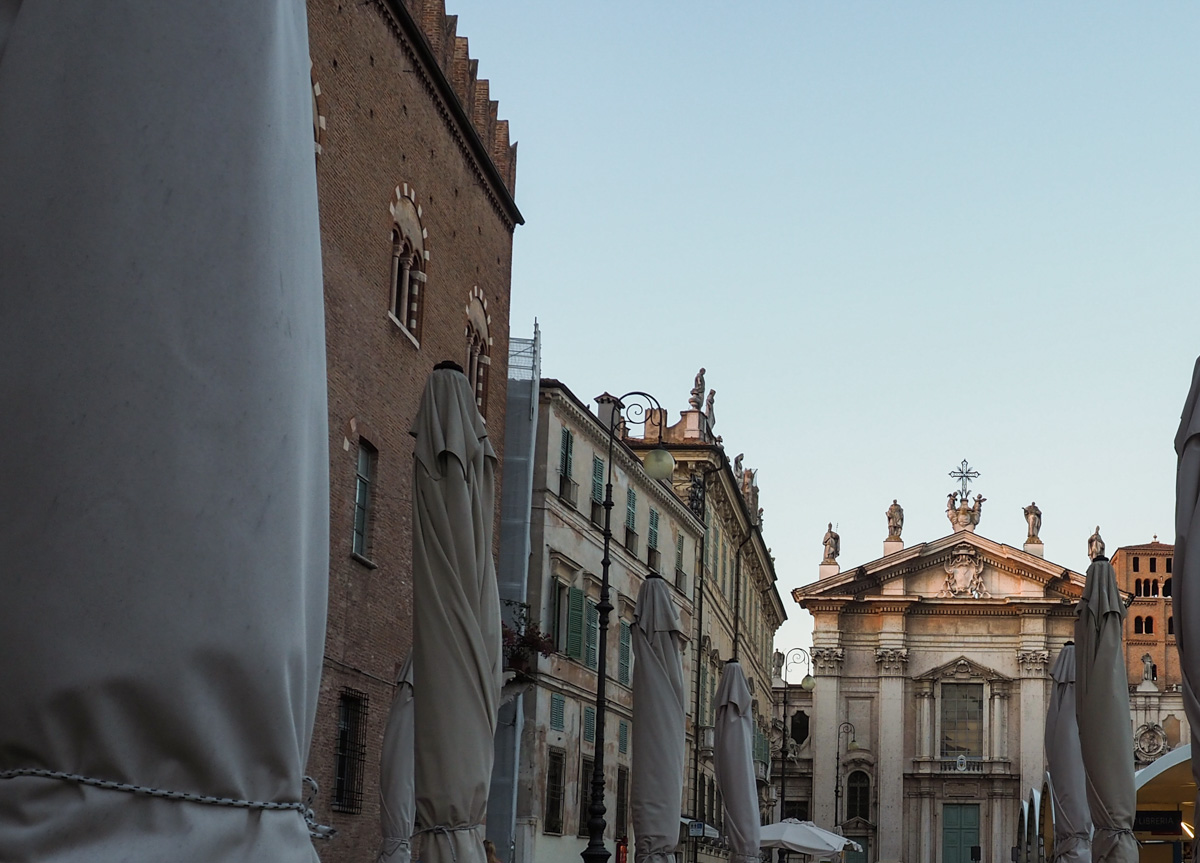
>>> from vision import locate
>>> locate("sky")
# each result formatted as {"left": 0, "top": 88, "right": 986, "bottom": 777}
{"left": 449, "top": 1, "right": 1200, "bottom": 655}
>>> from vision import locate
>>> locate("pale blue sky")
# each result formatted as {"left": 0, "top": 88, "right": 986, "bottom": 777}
{"left": 451, "top": 2, "right": 1200, "bottom": 653}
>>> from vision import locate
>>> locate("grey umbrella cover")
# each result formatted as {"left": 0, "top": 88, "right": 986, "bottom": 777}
{"left": 411, "top": 369, "right": 503, "bottom": 863}
{"left": 1175, "top": 356, "right": 1200, "bottom": 863}
{"left": 379, "top": 656, "right": 416, "bottom": 863}
{"left": 1044, "top": 645, "right": 1092, "bottom": 863}
{"left": 0, "top": 4, "right": 328, "bottom": 862}
{"left": 631, "top": 576, "right": 687, "bottom": 863}
{"left": 713, "top": 661, "right": 761, "bottom": 863}
{"left": 1074, "top": 559, "right": 1137, "bottom": 863}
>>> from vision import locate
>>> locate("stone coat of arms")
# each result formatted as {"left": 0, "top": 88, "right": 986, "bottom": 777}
{"left": 938, "top": 545, "right": 990, "bottom": 598}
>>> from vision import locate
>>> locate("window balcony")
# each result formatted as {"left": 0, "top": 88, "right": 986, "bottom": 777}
{"left": 939, "top": 756, "right": 984, "bottom": 774}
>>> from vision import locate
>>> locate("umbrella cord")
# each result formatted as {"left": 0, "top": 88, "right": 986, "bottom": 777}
{"left": 412, "top": 824, "right": 483, "bottom": 862}
{"left": 0, "top": 768, "right": 336, "bottom": 840}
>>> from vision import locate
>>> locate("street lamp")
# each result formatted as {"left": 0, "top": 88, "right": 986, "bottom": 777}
{"left": 582, "top": 391, "right": 675, "bottom": 863}
{"left": 777, "top": 649, "right": 815, "bottom": 863}
{"left": 833, "top": 722, "right": 858, "bottom": 827}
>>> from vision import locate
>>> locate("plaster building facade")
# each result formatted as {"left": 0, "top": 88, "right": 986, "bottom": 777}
{"left": 1111, "top": 540, "right": 1190, "bottom": 768}
{"left": 790, "top": 492, "right": 1089, "bottom": 863}
{"left": 505, "top": 374, "right": 786, "bottom": 863}
{"left": 304, "top": 1, "right": 522, "bottom": 859}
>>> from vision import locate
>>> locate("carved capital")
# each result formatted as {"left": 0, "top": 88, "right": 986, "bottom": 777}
{"left": 989, "top": 679, "right": 1011, "bottom": 699}
{"left": 811, "top": 647, "right": 844, "bottom": 675}
{"left": 875, "top": 647, "right": 910, "bottom": 676}
{"left": 915, "top": 679, "right": 935, "bottom": 699}
{"left": 1016, "top": 649, "right": 1050, "bottom": 677}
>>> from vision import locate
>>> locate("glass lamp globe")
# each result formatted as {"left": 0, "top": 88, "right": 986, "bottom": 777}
{"left": 642, "top": 446, "right": 675, "bottom": 480}
{"left": 800, "top": 674, "right": 816, "bottom": 691}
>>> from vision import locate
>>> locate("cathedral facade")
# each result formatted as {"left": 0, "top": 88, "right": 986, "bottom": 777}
{"left": 790, "top": 495, "right": 1088, "bottom": 863}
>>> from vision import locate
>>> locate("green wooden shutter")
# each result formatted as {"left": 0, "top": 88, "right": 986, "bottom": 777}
{"left": 583, "top": 706, "right": 596, "bottom": 742}
{"left": 699, "top": 662, "right": 708, "bottom": 723}
{"left": 625, "top": 488, "right": 637, "bottom": 530}
{"left": 566, "top": 587, "right": 585, "bottom": 660}
{"left": 559, "top": 427, "right": 573, "bottom": 478}
{"left": 591, "top": 456, "right": 604, "bottom": 503}
{"left": 585, "top": 601, "right": 599, "bottom": 669}
{"left": 618, "top": 720, "right": 629, "bottom": 754}
{"left": 618, "top": 621, "right": 632, "bottom": 685}
{"left": 550, "top": 693, "right": 565, "bottom": 730}
{"left": 676, "top": 534, "right": 684, "bottom": 570}
{"left": 648, "top": 509, "right": 659, "bottom": 549}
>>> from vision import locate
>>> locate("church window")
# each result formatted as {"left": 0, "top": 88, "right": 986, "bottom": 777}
{"left": 1152, "top": 579, "right": 1160, "bottom": 596}
{"left": 1150, "top": 558, "right": 1158, "bottom": 573}
{"left": 1169, "top": 616, "right": 1175, "bottom": 635}
{"left": 1165, "top": 578, "right": 1173, "bottom": 597}
{"left": 1133, "top": 557, "right": 1140, "bottom": 572}
{"left": 940, "top": 683, "right": 983, "bottom": 759}
{"left": 1135, "top": 579, "right": 1142, "bottom": 597}
{"left": 846, "top": 771, "right": 870, "bottom": 821}
{"left": 1167, "top": 558, "right": 1173, "bottom": 573}
{"left": 1134, "top": 617, "right": 1144, "bottom": 634}
{"left": 1145, "top": 616, "right": 1155, "bottom": 635}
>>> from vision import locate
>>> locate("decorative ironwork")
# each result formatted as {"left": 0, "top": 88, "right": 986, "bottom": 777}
{"left": 949, "top": 459, "right": 980, "bottom": 498}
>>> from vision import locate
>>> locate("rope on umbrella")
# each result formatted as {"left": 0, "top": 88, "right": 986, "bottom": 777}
{"left": 412, "top": 823, "right": 485, "bottom": 863}
{"left": 0, "top": 768, "right": 336, "bottom": 839}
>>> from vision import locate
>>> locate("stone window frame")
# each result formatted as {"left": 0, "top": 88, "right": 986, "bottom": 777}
{"left": 464, "top": 286, "right": 492, "bottom": 417}
{"left": 387, "top": 184, "right": 429, "bottom": 346}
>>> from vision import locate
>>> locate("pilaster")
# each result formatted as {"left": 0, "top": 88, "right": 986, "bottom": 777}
{"left": 875, "top": 647, "right": 908, "bottom": 862}
{"left": 1016, "top": 649, "right": 1049, "bottom": 797}
{"left": 810, "top": 646, "right": 843, "bottom": 827}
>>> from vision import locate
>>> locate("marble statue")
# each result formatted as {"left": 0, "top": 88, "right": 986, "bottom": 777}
{"left": 772, "top": 649, "right": 785, "bottom": 679}
{"left": 970, "top": 494, "right": 986, "bottom": 526}
{"left": 1088, "top": 525, "right": 1106, "bottom": 561}
{"left": 946, "top": 492, "right": 959, "bottom": 526}
{"left": 734, "top": 453, "right": 744, "bottom": 476}
{"left": 689, "top": 367, "right": 706, "bottom": 410}
{"left": 886, "top": 499, "right": 904, "bottom": 539}
{"left": 1023, "top": 502, "right": 1042, "bottom": 542}
{"left": 822, "top": 523, "right": 840, "bottom": 563}
{"left": 1142, "top": 653, "right": 1155, "bottom": 682}
{"left": 705, "top": 389, "right": 716, "bottom": 427}
{"left": 946, "top": 491, "right": 986, "bottom": 532}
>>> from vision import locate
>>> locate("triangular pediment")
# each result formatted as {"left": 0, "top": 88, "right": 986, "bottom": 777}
{"left": 915, "top": 654, "right": 1011, "bottom": 682}
{"left": 794, "top": 530, "right": 1088, "bottom": 605}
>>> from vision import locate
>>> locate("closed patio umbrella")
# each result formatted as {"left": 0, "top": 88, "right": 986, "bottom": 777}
{"left": 411, "top": 365, "right": 502, "bottom": 863}
{"left": 1044, "top": 644, "right": 1091, "bottom": 863}
{"left": 758, "top": 819, "right": 863, "bottom": 857}
{"left": 631, "top": 574, "right": 687, "bottom": 863}
{"left": 1074, "top": 554, "right": 1136, "bottom": 863}
{"left": 379, "top": 656, "right": 416, "bottom": 862}
{"left": 0, "top": 4, "right": 328, "bottom": 861}
{"left": 713, "top": 660, "right": 760, "bottom": 863}
{"left": 1175, "top": 356, "right": 1200, "bottom": 857}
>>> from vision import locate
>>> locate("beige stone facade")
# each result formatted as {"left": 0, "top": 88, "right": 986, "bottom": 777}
{"left": 790, "top": 521, "right": 1089, "bottom": 863}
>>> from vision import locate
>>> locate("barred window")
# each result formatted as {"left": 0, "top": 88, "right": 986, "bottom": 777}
{"left": 616, "top": 766, "right": 630, "bottom": 839}
{"left": 333, "top": 689, "right": 368, "bottom": 813}
{"left": 578, "top": 757, "right": 594, "bottom": 836}
{"left": 544, "top": 748, "right": 565, "bottom": 834}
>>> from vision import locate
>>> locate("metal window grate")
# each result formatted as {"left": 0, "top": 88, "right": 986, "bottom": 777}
{"left": 544, "top": 748, "right": 565, "bottom": 834}
{"left": 616, "top": 766, "right": 629, "bottom": 839}
{"left": 578, "top": 757, "right": 594, "bottom": 836}
{"left": 333, "top": 689, "right": 369, "bottom": 813}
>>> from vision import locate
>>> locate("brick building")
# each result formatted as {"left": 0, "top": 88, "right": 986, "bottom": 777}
{"left": 304, "top": 1, "right": 522, "bottom": 859}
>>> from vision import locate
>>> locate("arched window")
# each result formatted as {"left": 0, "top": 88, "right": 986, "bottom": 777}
{"left": 791, "top": 710, "right": 810, "bottom": 745}
{"left": 388, "top": 185, "right": 428, "bottom": 342}
{"left": 1165, "top": 578, "right": 1173, "bottom": 597}
{"left": 1169, "top": 616, "right": 1175, "bottom": 635}
{"left": 465, "top": 286, "right": 492, "bottom": 418}
{"left": 1135, "top": 579, "right": 1143, "bottom": 597}
{"left": 1145, "top": 617, "right": 1155, "bottom": 635}
{"left": 1134, "top": 617, "right": 1144, "bottom": 634}
{"left": 1152, "top": 579, "right": 1160, "bottom": 597}
{"left": 846, "top": 771, "right": 870, "bottom": 821}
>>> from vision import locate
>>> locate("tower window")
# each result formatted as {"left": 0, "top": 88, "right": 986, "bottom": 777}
{"left": 1133, "top": 557, "right": 1140, "bottom": 572}
{"left": 1145, "top": 616, "right": 1155, "bottom": 635}
{"left": 1150, "top": 558, "right": 1158, "bottom": 573}
{"left": 1134, "top": 617, "right": 1144, "bottom": 634}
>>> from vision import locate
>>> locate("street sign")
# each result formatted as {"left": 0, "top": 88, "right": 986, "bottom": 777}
{"left": 688, "top": 821, "right": 705, "bottom": 838}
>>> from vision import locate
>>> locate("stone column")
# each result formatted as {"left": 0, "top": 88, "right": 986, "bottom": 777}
{"left": 917, "top": 790, "right": 934, "bottom": 862}
{"left": 915, "top": 680, "right": 934, "bottom": 760}
{"left": 990, "top": 681, "right": 1010, "bottom": 762}
{"left": 875, "top": 648, "right": 909, "bottom": 863}
{"left": 810, "top": 646, "right": 844, "bottom": 827}
{"left": 1017, "top": 649, "right": 1049, "bottom": 796}
{"left": 990, "top": 791, "right": 1008, "bottom": 863}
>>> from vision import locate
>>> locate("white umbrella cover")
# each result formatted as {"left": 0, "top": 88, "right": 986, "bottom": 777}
{"left": 631, "top": 575, "right": 687, "bottom": 863}
{"left": 0, "top": 4, "right": 327, "bottom": 862}
{"left": 379, "top": 656, "right": 416, "bottom": 863}
{"left": 713, "top": 660, "right": 760, "bottom": 863}
{"left": 1175, "top": 356, "right": 1200, "bottom": 861}
{"left": 758, "top": 819, "right": 863, "bottom": 856}
{"left": 1074, "top": 558, "right": 1137, "bottom": 863}
{"left": 411, "top": 366, "right": 503, "bottom": 863}
{"left": 1044, "top": 644, "right": 1092, "bottom": 863}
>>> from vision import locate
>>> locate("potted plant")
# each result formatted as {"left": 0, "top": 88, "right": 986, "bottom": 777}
{"left": 501, "top": 607, "right": 555, "bottom": 675}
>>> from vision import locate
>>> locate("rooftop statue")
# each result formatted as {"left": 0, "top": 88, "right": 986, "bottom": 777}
{"left": 946, "top": 491, "right": 986, "bottom": 532}
{"left": 1023, "top": 502, "right": 1042, "bottom": 542}
{"left": 1088, "top": 525, "right": 1106, "bottom": 561}
{"left": 822, "top": 522, "right": 840, "bottom": 564}
{"left": 886, "top": 499, "right": 904, "bottom": 539}
{"left": 689, "top": 367, "right": 706, "bottom": 410}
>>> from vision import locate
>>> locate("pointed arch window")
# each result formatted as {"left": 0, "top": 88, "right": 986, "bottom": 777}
{"left": 465, "top": 286, "right": 492, "bottom": 418}
{"left": 388, "top": 185, "right": 428, "bottom": 343}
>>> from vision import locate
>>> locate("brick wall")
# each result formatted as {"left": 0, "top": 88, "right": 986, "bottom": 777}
{"left": 306, "top": 1, "right": 518, "bottom": 858}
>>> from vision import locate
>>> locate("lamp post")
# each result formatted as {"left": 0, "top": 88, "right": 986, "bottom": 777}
{"left": 833, "top": 721, "right": 857, "bottom": 828}
{"left": 582, "top": 391, "right": 675, "bottom": 863}
{"left": 777, "top": 649, "right": 815, "bottom": 863}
